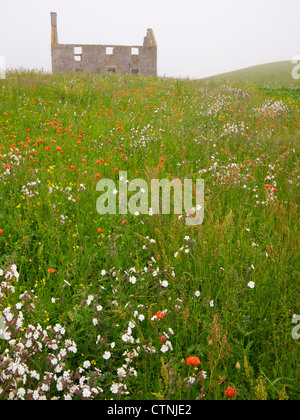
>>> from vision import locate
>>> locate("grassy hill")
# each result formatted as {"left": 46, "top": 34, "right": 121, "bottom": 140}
{"left": 205, "top": 61, "right": 300, "bottom": 88}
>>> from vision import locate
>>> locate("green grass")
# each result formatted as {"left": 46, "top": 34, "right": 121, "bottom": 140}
{"left": 204, "top": 61, "right": 300, "bottom": 88}
{"left": 0, "top": 70, "right": 299, "bottom": 400}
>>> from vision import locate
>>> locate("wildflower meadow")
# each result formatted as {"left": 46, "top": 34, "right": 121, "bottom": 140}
{"left": 0, "top": 71, "right": 299, "bottom": 400}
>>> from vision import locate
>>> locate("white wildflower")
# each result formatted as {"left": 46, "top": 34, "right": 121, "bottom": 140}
{"left": 160, "top": 280, "right": 168, "bottom": 288}
{"left": 129, "top": 276, "right": 137, "bottom": 284}
{"left": 83, "top": 361, "right": 91, "bottom": 369}
{"left": 103, "top": 351, "right": 112, "bottom": 360}
{"left": 86, "top": 295, "right": 94, "bottom": 306}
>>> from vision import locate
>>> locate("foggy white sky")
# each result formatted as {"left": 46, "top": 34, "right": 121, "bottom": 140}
{"left": 1, "top": 0, "right": 300, "bottom": 79}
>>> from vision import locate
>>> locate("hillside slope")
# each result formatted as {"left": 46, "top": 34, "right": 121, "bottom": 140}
{"left": 205, "top": 61, "right": 300, "bottom": 88}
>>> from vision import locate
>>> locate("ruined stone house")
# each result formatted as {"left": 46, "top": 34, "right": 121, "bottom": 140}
{"left": 50, "top": 12, "right": 157, "bottom": 76}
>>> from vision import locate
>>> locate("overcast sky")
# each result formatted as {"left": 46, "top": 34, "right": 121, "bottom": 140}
{"left": 1, "top": 0, "right": 300, "bottom": 78}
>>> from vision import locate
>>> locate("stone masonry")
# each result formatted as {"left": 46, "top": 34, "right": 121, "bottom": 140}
{"left": 50, "top": 13, "right": 157, "bottom": 76}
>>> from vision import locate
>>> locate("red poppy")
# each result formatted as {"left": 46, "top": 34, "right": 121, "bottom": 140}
{"left": 48, "top": 269, "right": 55, "bottom": 274}
{"left": 225, "top": 386, "right": 237, "bottom": 397}
{"left": 98, "top": 228, "right": 103, "bottom": 233}
{"left": 70, "top": 165, "right": 75, "bottom": 170}
{"left": 186, "top": 356, "right": 201, "bottom": 366}
{"left": 0, "top": 229, "right": 3, "bottom": 235}
{"left": 156, "top": 311, "right": 164, "bottom": 319}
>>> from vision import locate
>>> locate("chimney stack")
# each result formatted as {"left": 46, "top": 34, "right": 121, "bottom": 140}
{"left": 50, "top": 12, "right": 58, "bottom": 49}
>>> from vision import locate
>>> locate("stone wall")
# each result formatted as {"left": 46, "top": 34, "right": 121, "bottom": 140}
{"left": 50, "top": 13, "right": 157, "bottom": 76}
